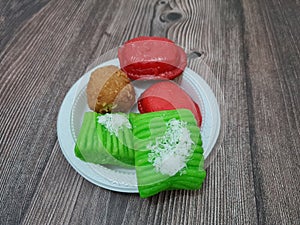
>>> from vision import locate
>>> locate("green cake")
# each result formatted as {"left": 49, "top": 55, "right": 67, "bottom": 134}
{"left": 75, "top": 112, "right": 135, "bottom": 167}
{"left": 129, "top": 109, "right": 206, "bottom": 198}
{"left": 74, "top": 109, "right": 206, "bottom": 197}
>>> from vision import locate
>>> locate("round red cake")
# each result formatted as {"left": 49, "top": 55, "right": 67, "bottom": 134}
{"left": 138, "top": 81, "right": 202, "bottom": 127}
{"left": 118, "top": 36, "right": 187, "bottom": 80}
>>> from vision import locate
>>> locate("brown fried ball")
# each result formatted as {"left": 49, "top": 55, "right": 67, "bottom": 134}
{"left": 86, "top": 65, "right": 135, "bottom": 113}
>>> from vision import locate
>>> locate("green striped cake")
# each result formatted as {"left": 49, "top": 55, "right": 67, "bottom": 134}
{"left": 130, "top": 109, "right": 206, "bottom": 198}
{"left": 75, "top": 112, "right": 135, "bottom": 167}
{"left": 74, "top": 109, "right": 206, "bottom": 197}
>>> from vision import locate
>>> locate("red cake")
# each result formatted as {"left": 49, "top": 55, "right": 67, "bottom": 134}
{"left": 118, "top": 36, "right": 187, "bottom": 80}
{"left": 137, "top": 81, "right": 202, "bottom": 127}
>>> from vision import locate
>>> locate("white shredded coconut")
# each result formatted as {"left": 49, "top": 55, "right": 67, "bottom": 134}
{"left": 97, "top": 114, "right": 131, "bottom": 137}
{"left": 148, "top": 119, "right": 194, "bottom": 176}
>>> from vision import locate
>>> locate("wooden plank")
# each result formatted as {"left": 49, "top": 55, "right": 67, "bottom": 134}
{"left": 0, "top": 0, "right": 253, "bottom": 223}
{"left": 1, "top": 1, "right": 255, "bottom": 224}
{"left": 1, "top": 0, "right": 298, "bottom": 224}
{"left": 0, "top": 0, "right": 49, "bottom": 51}
{"left": 242, "top": 0, "right": 300, "bottom": 224}
{"left": 0, "top": 0, "right": 120, "bottom": 224}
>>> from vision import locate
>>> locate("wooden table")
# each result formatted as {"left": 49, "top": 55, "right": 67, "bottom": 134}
{"left": 1, "top": 0, "right": 299, "bottom": 224}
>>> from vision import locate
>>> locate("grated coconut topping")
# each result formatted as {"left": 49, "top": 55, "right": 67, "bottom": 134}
{"left": 97, "top": 114, "right": 131, "bottom": 137}
{"left": 148, "top": 119, "right": 194, "bottom": 176}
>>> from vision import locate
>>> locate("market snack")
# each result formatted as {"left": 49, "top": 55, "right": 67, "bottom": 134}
{"left": 118, "top": 36, "right": 187, "bottom": 80}
{"left": 138, "top": 81, "right": 202, "bottom": 127}
{"left": 130, "top": 109, "right": 206, "bottom": 198}
{"left": 86, "top": 65, "right": 135, "bottom": 113}
{"left": 75, "top": 112, "right": 135, "bottom": 167}
{"left": 75, "top": 109, "right": 206, "bottom": 197}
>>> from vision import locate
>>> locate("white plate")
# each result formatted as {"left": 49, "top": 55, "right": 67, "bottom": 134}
{"left": 57, "top": 58, "right": 221, "bottom": 193}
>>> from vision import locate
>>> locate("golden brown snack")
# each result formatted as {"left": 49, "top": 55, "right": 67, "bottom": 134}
{"left": 86, "top": 65, "right": 135, "bottom": 113}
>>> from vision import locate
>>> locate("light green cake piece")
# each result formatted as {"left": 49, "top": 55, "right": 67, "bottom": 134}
{"left": 74, "top": 112, "right": 135, "bottom": 167}
{"left": 129, "top": 109, "right": 206, "bottom": 198}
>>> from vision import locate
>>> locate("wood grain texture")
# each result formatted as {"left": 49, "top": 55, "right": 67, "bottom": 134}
{"left": 242, "top": 0, "right": 300, "bottom": 224}
{"left": 0, "top": 0, "right": 299, "bottom": 224}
